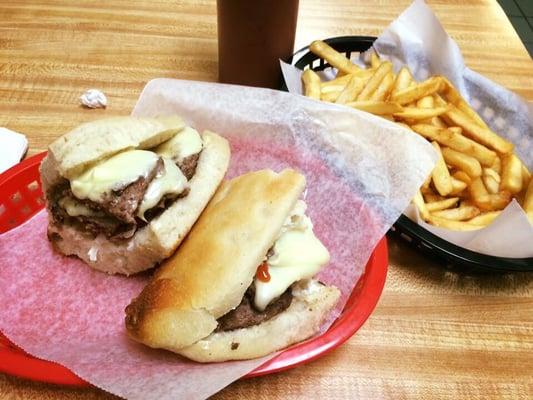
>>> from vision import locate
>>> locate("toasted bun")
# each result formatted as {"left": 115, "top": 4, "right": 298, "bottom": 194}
{"left": 125, "top": 169, "right": 306, "bottom": 350}
{"left": 178, "top": 279, "right": 340, "bottom": 362}
{"left": 40, "top": 118, "right": 230, "bottom": 275}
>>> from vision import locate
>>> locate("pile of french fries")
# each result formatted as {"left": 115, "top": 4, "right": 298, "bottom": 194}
{"left": 302, "top": 40, "right": 533, "bottom": 231}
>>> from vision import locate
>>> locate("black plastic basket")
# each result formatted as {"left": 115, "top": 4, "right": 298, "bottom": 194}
{"left": 283, "top": 35, "right": 533, "bottom": 273}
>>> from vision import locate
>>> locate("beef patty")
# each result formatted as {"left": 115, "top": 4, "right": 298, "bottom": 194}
{"left": 178, "top": 153, "right": 200, "bottom": 180}
{"left": 216, "top": 286, "right": 293, "bottom": 332}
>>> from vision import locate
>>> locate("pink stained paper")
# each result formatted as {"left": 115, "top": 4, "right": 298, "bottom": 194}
{"left": 0, "top": 79, "right": 435, "bottom": 399}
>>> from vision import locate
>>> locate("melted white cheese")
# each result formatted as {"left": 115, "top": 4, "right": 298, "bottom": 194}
{"left": 137, "top": 157, "right": 188, "bottom": 220}
{"left": 253, "top": 200, "right": 330, "bottom": 311}
{"left": 70, "top": 150, "right": 159, "bottom": 202}
{"left": 58, "top": 197, "right": 103, "bottom": 217}
{"left": 154, "top": 126, "right": 203, "bottom": 163}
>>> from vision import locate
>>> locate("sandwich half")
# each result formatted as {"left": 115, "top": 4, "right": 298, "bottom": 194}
{"left": 40, "top": 116, "right": 230, "bottom": 275}
{"left": 125, "top": 169, "right": 340, "bottom": 362}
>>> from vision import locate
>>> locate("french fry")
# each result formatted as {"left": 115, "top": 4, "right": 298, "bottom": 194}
{"left": 427, "top": 215, "right": 481, "bottom": 231}
{"left": 452, "top": 170, "right": 472, "bottom": 184}
{"left": 391, "top": 67, "right": 413, "bottom": 97}
{"left": 441, "top": 78, "right": 488, "bottom": 129}
{"left": 390, "top": 76, "right": 443, "bottom": 105}
{"left": 432, "top": 205, "right": 480, "bottom": 221}
{"left": 491, "top": 156, "right": 501, "bottom": 174}
{"left": 302, "top": 69, "right": 321, "bottom": 100}
{"left": 321, "top": 91, "right": 340, "bottom": 102}
{"left": 519, "top": 159, "right": 531, "bottom": 188}
{"left": 429, "top": 116, "right": 447, "bottom": 128}
{"left": 469, "top": 177, "right": 489, "bottom": 203}
{"left": 394, "top": 106, "right": 450, "bottom": 120}
{"left": 370, "top": 72, "right": 394, "bottom": 101}
{"left": 450, "top": 177, "right": 468, "bottom": 195}
{"left": 346, "top": 101, "right": 403, "bottom": 115}
{"left": 356, "top": 62, "right": 392, "bottom": 101}
{"left": 321, "top": 73, "right": 353, "bottom": 89}
{"left": 483, "top": 168, "right": 501, "bottom": 182}
{"left": 417, "top": 96, "right": 434, "bottom": 109}
{"left": 335, "top": 76, "right": 365, "bottom": 104}
{"left": 370, "top": 52, "right": 381, "bottom": 69}
{"left": 482, "top": 175, "right": 499, "bottom": 194}
{"left": 410, "top": 124, "right": 497, "bottom": 166}
{"left": 468, "top": 211, "right": 501, "bottom": 226}
{"left": 426, "top": 197, "right": 459, "bottom": 212}
{"left": 500, "top": 153, "right": 523, "bottom": 194}
{"left": 442, "top": 147, "right": 482, "bottom": 178}
{"left": 524, "top": 179, "right": 533, "bottom": 213}
{"left": 422, "top": 173, "right": 432, "bottom": 190}
{"left": 309, "top": 40, "right": 360, "bottom": 75}
{"left": 431, "top": 142, "right": 453, "bottom": 196}
{"left": 443, "top": 106, "right": 514, "bottom": 154}
{"left": 412, "top": 190, "right": 430, "bottom": 220}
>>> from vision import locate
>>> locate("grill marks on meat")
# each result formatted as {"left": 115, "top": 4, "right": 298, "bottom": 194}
{"left": 216, "top": 286, "right": 293, "bottom": 332}
{"left": 178, "top": 153, "right": 200, "bottom": 180}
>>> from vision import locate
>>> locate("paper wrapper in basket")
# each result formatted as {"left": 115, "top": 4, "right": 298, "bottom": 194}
{"left": 281, "top": 0, "right": 533, "bottom": 258}
{"left": 0, "top": 79, "right": 435, "bottom": 400}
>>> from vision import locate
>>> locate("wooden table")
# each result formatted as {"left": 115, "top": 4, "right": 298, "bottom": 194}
{"left": 1, "top": 0, "right": 532, "bottom": 399}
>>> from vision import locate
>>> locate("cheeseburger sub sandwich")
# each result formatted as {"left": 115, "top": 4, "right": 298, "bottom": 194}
{"left": 40, "top": 116, "right": 230, "bottom": 275}
{"left": 125, "top": 169, "right": 340, "bottom": 362}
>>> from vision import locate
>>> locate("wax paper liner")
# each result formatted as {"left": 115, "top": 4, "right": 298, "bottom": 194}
{"left": 0, "top": 78, "right": 435, "bottom": 400}
{"left": 281, "top": 0, "right": 533, "bottom": 258}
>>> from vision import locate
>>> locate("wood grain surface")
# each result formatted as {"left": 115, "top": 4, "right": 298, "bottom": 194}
{"left": 1, "top": 0, "right": 532, "bottom": 399}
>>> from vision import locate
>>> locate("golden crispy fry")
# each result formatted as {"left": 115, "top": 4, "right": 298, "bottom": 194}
{"left": 321, "top": 73, "right": 353, "bottom": 89}
{"left": 448, "top": 127, "right": 462, "bottom": 135}
{"left": 321, "top": 91, "right": 340, "bottom": 102}
{"left": 302, "top": 69, "right": 322, "bottom": 100}
{"left": 417, "top": 96, "right": 434, "bottom": 109}
{"left": 422, "top": 173, "right": 432, "bottom": 190}
{"left": 452, "top": 170, "right": 472, "bottom": 184}
{"left": 432, "top": 205, "right": 480, "bottom": 221}
{"left": 524, "top": 179, "right": 533, "bottom": 213}
{"left": 443, "top": 106, "right": 514, "bottom": 154}
{"left": 483, "top": 168, "right": 501, "bottom": 183}
{"left": 391, "top": 67, "right": 413, "bottom": 97}
{"left": 469, "top": 178, "right": 511, "bottom": 211}
{"left": 309, "top": 40, "right": 360, "bottom": 75}
{"left": 441, "top": 78, "right": 489, "bottom": 129}
{"left": 370, "top": 52, "right": 381, "bottom": 69}
{"left": 501, "top": 153, "right": 523, "bottom": 194}
{"left": 431, "top": 142, "right": 453, "bottom": 196}
{"left": 450, "top": 177, "right": 468, "bottom": 195}
{"left": 335, "top": 76, "right": 365, "bottom": 104}
{"left": 468, "top": 211, "right": 501, "bottom": 226}
{"left": 412, "top": 190, "right": 430, "bottom": 220}
{"left": 390, "top": 76, "right": 443, "bottom": 105}
{"left": 394, "top": 106, "right": 450, "bottom": 120}
{"left": 519, "top": 159, "right": 531, "bottom": 188}
{"left": 491, "top": 156, "right": 501, "bottom": 174}
{"left": 427, "top": 215, "right": 481, "bottom": 231}
{"left": 429, "top": 116, "right": 447, "bottom": 128}
{"left": 345, "top": 101, "right": 403, "bottom": 115}
{"left": 482, "top": 175, "right": 499, "bottom": 194}
{"left": 321, "top": 84, "right": 346, "bottom": 94}
{"left": 370, "top": 72, "right": 395, "bottom": 101}
{"left": 356, "top": 62, "right": 393, "bottom": 101}
{"left": 426, "top": 197, "right": 459, "bottom": 212}
{"left": 442, "top": 147, "right": 482, "bottom": 178}
{"left": 469, "top": 177, "right": 488, "bottom": 203}
{"left": 410, "top": 124, "right": 497, "bottom": 167}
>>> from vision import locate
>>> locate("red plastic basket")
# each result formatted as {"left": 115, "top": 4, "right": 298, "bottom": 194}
{"left": 0, "top": 152, "right": 388, "bottom": 386}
